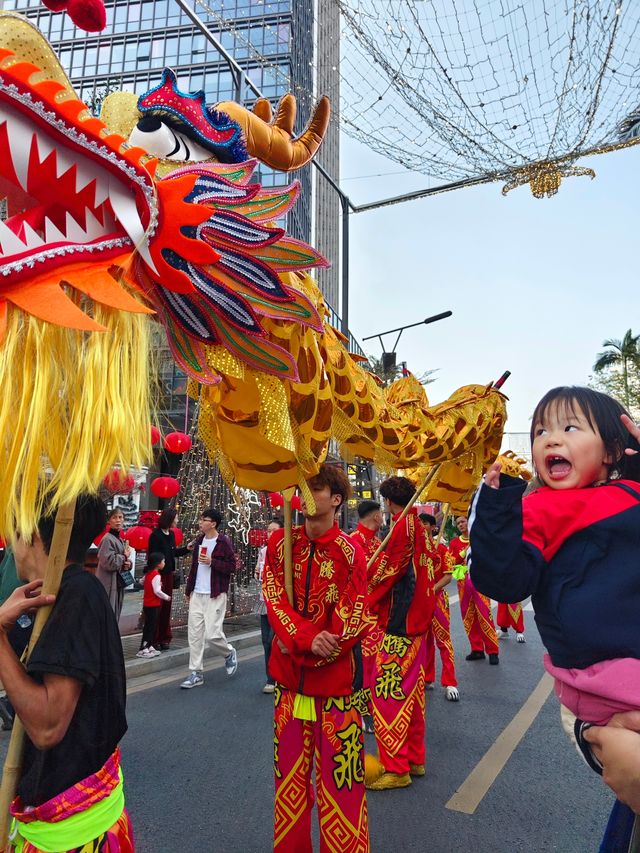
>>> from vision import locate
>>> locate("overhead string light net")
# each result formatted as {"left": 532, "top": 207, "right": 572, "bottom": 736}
{"left": 195, "top": 0, "right": 640, "bottom": 196}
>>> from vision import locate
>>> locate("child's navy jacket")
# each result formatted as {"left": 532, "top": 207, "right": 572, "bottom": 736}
{"left": 469, "top": 476, "right": 640, "bottom": 670}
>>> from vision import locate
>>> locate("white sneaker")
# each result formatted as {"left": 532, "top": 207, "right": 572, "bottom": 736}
{"left": 262, "top": 683, "right": 275, "bottom": 694}
{"left": 445, "top": 686, "right": 460, "bottom": 702}
{"left": 516, "top": 633, "right": 526, "bottom": 643}
{"left": 145, "top": 646, "right": 161, "bottom": 657}
{"left": 136, "top": 648, "right": 152, "bottom": 658}
{"left": 225, "top": 648, "right": 238, "bottom": 677}
{"left": 180, "top": 671, "right": 204, "bottom": 689}
{"left": 499, "top": 629, "right": 509, "bottom": 640}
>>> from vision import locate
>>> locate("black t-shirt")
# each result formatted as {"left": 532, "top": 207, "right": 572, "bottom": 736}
{"left": 17, "top": 564, "right": 127, "bottom": 806}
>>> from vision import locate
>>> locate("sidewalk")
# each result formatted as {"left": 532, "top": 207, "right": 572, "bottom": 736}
{"left": 122, "top": 613, "right": 262, "bottom": 679}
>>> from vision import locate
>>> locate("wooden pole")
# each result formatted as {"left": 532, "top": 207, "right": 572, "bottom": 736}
{"left": 0, "top": 498, "right": 77, "bottom": 849}
{"left": 282, "top": 488, "right": 295, "bottom": 606}
{"left": 367, "top": 463, "right": 442, "bottom": 570}
{"left": 436, "top": 504, "right": 451, "bottom": 547}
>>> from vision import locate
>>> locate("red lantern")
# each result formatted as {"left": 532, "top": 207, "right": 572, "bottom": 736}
{"left": 268, "top": 492, "right": 284, "bottom": 509}
{"left": 123, "top": 525, "right": 151, "bottom": 551}
{"left": 93, "top": 525, "right": 109, "bottom": 547}
{"left": 150, "top": 476, "right": 180, "bottom": 498}
{"left": 172, "top": 527, "right": 184, "bottom": 546}
{"left": 164, "top": 432, "right": 192, "bottom": 454}
{"left": 103, "top": 469, "right": 135, "bottom": 494}
{"left": 291, "top": 495, "right": 302, "bottom": 511}
{"left": 150, "top": 426, "right": 161, "bottom": 446}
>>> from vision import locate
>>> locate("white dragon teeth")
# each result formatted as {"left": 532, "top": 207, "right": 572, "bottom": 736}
{"left": 1, "top": 112, "right": 32, "bottom": 191}
{"left": 0, "top": 100, "right": 154, "bottom": 264}
{"left": 0, "top": 219, "right": 27, "bottom": 255}
{"left": 22, "top": 222, "right": 45, "bottom": 249}
{"left": 108, "top": 179, "right": 158, "bottom": 273}
{"left": 44, "top": 217, "right": 66, "bottom": 244}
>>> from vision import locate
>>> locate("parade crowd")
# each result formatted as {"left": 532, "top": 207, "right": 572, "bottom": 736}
{"left": 0, "top": 387, "right": 639, "bottom": 851}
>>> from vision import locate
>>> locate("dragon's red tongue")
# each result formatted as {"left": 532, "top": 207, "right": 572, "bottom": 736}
{"left": 549, "top": 460, "right": 571, "bottom": 479}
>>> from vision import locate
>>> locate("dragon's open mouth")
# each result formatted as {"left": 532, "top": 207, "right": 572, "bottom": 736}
{"left": 0, "top": 82, "right": 158, "bottom": 282}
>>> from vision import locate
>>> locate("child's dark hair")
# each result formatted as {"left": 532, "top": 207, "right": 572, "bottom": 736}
{"left": 145, "top": 552, "right": 165, "bottom": 573}
{"left": 530, "top": 386, "right": 640, "bottom": 482}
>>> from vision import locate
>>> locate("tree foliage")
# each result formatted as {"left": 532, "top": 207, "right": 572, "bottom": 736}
{"left": 592, "top": 329, "right": 640, "bottom": 413}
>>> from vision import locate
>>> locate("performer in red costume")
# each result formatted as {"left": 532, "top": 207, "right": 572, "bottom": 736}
{"left": 496, "top": 601, "right": 526, "bottom": 642}
{"left": 263, "top": 464, "right": 370, "bottom": 853}
{"left": 366, "top": 477, "right": 437, "bottom": 791}
{"left": 350, "top": 500, "right": 384, "bottom": 733}
{"left": 449, "top": 516, "right": 499, "bottom": 664}
{"left": 419, "top": 514, "right": 459, "bottom": 701}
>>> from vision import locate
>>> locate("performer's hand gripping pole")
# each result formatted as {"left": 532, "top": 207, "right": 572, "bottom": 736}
{"left": 0, "top": 499, "right": 77, "bottom": 850}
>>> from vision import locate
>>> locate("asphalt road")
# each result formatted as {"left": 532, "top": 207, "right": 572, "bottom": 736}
{"left": 120, "top": 593, "right": 612, "bottom": 853}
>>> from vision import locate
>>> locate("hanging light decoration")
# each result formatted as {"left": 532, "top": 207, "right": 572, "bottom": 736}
{"left": 123, "top": 525, "right": 151, "bottom": 551}
{"left": 164, "top": 431, "right": 193, "bottom": 454}
{"left": 150, "top": 476, "right": 180, "bottom": 499}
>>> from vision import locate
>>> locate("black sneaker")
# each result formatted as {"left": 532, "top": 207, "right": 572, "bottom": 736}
{"left": 489, "top": 654, "right": 500, "bottom": 665}
{"left": 465, "top": 651, "right": 485, "bottom": 661}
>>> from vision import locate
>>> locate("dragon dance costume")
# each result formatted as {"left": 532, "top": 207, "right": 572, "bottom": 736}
{"left": 263, "top": 526, "right": 370, "bottom": 853}
{"left": 496, "top": 602, "right": 525, "bottom": 635}
{"left": 368, "top": 510, "right": 436, "bottom": 777}
{"left": 425, "top": 543, "right": 458, "bottom": 688}
{"left": 449, "top": 534, "right": 498, "bottom": 656}
{"left": 349, "top": 523, "right": 384, "bottom": 720}
{"left": 9, "top": 751, "right": 133, "bottom": 853}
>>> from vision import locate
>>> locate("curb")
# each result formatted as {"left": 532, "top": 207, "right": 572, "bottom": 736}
{"left": 124, "top": 629, "right": 262, "bottom": 678}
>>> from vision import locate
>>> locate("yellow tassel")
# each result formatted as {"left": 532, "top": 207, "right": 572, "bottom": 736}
{"left": 293, "top": 693, "right": 317, "bottom": 721}
{"left": 0, "top": 303, "right": 152, "bottom": 539}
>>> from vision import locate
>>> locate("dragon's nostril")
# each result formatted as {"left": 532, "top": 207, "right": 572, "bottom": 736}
{"left": 136, "top": 115, "right": 163, "bottom": 133}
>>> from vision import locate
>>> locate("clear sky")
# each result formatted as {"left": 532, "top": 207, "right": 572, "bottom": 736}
{"left": 337, "top": 135, "right": 639, "bottom": 433}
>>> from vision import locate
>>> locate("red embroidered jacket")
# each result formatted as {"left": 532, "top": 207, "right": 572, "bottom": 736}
{"left": 368, "top": 508, "right": 436, "bottom": 637}
{"left": 263, "top": 524, "right": 369, "bottom": 697}
{"left": 350, "top": 522, "right": 382, "bottom": 563}
{"left": 447, "top": 535, "right": 469, "bottom": 569}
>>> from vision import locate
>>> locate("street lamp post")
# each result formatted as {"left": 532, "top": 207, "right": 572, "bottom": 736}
{"left": 362, "top": 311, "right": 453, "bottom": 373}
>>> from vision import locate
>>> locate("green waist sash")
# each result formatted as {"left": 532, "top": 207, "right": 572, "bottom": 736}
{"left": 10, "top": 770, "right": 124, "bottom": 853}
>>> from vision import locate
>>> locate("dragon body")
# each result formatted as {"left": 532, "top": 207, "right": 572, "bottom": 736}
{"left": 0, "top": 12, "right": 507, "bottom": 533}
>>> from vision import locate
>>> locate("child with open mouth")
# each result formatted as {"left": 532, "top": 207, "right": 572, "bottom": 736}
{"left": 468, "top": 386, "right": 640, "bottom": 769}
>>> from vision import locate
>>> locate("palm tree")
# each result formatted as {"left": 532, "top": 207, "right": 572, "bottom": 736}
{"left": 593, "top": 329, "right": 640, "bottom": 409}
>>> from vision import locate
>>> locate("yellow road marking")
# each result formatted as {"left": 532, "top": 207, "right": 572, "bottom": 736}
{"left": 446, "top": 672, "right": 554, "bottom": 814}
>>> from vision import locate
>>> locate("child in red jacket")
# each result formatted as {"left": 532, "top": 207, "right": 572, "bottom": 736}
{"left": 137, "top": 553, "right": 170, "bottom": 659}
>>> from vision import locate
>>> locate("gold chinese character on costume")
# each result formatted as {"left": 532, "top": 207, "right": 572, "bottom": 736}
{"left": 324, "top": 695, "right": 352, "bottom": 713}
{"left": 333, "top": 722, "right": 364, "bottom": 791}
{"left": 325, "top": 583, "right": 339, "bottom": 603}
{"left": 419, "top": 554, "right": 427, "bottom": 566}
{"left": 381, "top": 633, "right": 411, "bottom": 658}
{"left": 319, "top": 559, "right": 335, "bottom": 579}
{"left": 374, "top": 661, "right": 406, "bottom": 701}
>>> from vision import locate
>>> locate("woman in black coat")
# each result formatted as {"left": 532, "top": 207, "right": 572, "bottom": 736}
{"left": 148, "top": 508, "right": 191, "bottom": 650}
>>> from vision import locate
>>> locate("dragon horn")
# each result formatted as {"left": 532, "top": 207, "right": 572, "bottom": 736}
{"left": 216, "top": 94, "right": 330, "bottom": 172}
{"left": 252, "top": 98, "right": 273, "bottom": 122}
